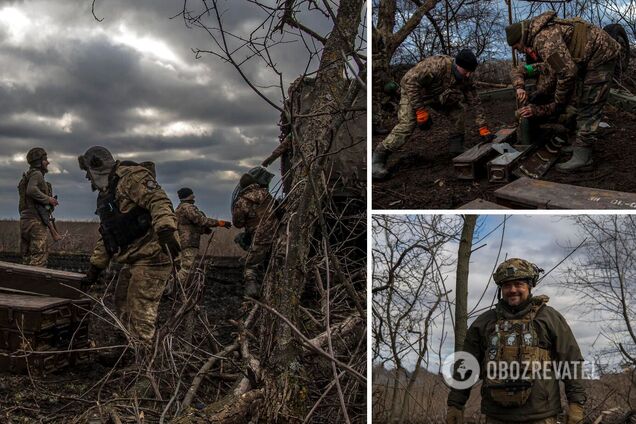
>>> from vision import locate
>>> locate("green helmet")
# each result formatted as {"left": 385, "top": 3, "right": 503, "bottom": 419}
{"left": 26, "top": 147, "right": 47, "bottom": 167}
{"left": 493, "top": 258, "right": 541, "bottom": 287}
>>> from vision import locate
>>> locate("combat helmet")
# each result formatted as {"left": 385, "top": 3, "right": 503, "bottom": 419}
{"left": 493, "top": 258, "right": 542, "bottom": 287}
{"left": 26, "top": 147, "right": 47, "bottom": 167}
{"left": 232, "top": 166, "right": 274, "bottom": 208}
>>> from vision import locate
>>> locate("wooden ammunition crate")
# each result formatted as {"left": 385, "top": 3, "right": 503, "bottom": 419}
{"left": 0, "top": 260, "right": 84, "bottom": 299}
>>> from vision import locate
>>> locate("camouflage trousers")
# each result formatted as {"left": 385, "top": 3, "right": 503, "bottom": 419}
{"left": 114, "top": 262, "right": 171, "bottom": 344}
{"left": 20, "top": 218, "right": 49, "bottom": 267}
{"left": 244, "top": 219, "right": 277, "bottom": 283}
{"left": 574, "top": 60, "right": 616, "bottom": 148}
{"left": 487, "top": 416, "right": 556, "bottom": 424}
{"left": 176, "top": 247, "right": 199, "bottom": 285}
{"left": 380, "top": 93, "right": 464, "bottom": 152}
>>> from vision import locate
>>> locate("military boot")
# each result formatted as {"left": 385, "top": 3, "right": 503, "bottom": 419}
{"left": 372, "top": 146, "right": 391, "bottom": 180}
{"left": 448, "top": 135, "right": 465, "bottom": 155}
{"left": 556, "top": 146, "right": 593, "bottom": 172}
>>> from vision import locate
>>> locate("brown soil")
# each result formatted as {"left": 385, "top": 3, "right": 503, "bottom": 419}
{"left": 372, "top": 97, "right": 636, "bottom": 209}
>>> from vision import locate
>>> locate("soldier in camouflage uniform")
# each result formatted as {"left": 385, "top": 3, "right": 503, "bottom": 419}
{"left": 79, "top": 146, "right": 181, "bottom": 346}
{"left": 506, "top": 11, "right": 620, "bottom": 171}
{"left": 175, "top": 187, "right": 232, "bottom": 285}
{"left": 231, "top": 168, "right": 279, "bottom": 298}
{"left": 18, "top": 148, "right": 59, "bottom": 267}
{"left": 446, "top": 258, "right": 586, "bottom": 424}
{"left": 372, "top": 49, "right": 494, "bottom": 180}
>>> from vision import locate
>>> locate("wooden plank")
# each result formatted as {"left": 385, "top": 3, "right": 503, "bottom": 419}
{"left": 457, "top": 199, "right": 510, "bottom": 209}
{"left": 0, "top": 261, "right": 84, "bottom": 299}
{"left": 494, "top": 177, "right": 636, "bottom": 209}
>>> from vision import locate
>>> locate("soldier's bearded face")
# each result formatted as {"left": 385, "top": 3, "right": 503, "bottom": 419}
{"left": 501, "top": 280, "right": 530, "bottom": 306}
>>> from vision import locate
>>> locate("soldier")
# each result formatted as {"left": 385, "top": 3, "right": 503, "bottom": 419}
{"left": 18, "top": 147, "right": 59, "bottom": 267}
{"left": 79, "top": 146, "right": 180, "bottom": 347}
{"left": 175, "top": 187, "right": 232, "bottom": 285}
{"left": 231, "top": 167, "right": 279, "bottom": 298}
{"left": 506, "top": 11, "right": 620, "bottom": 171}
{"left": 372, "top": 49, "right": 495, "bottom": 180}
{"left": 446, "top": 258, "right": 586, "bottom": 424}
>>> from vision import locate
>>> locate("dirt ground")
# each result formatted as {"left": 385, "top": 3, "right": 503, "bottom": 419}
{"left": 0, "top": 256, "right": 245, "bottom": 423}
{"left": 372, "top": 95, "right": 636, "bottom": 210}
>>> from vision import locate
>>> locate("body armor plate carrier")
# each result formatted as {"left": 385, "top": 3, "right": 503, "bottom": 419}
{"left": 96, "top": 174, "right": 152, "bottom": 256}
{"left": 484, "top": 296, "right": 552, "bottom": 407}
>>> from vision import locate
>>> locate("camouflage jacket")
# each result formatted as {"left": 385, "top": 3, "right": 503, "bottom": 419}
{"left": 510, "top": 62, "right": 561, "bottom": 116}
{"left": 510, "top": 62, "right": 556, "bottom": 95}
{"left": 448, "top": 295, "right": 586, "bottom": 421}
{"left": 401, "top": 55, "right": 487, "bottom": 128}
{"left": 19, "top": 168, "right": 53, "bottom": 220}
{"left": 525, "top": 11, "right": 620, "bottom": 108}
{"left": 90, "top": 163, "right": 178, "bottom": 268}
{"left": 175, "top": 200, "right": 221, "bottom": 249}
{"left": 231, "top": 184, "right": 274, "bottom": 233}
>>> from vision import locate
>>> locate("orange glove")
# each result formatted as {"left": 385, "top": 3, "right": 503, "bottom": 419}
{"left": 217, "top": 220, "right": 232, "bottom": 229}
{"left": 479, "top": 126, "right": 491, "bottom": 136}
{"left": 416, "top": 109, "right": 432, "bottom": 130}
{"left": 479, "top": 126, "right": 495, "bottom": 141}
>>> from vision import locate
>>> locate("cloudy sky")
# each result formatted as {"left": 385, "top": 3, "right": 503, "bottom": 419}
{"left": 373, "top": 214, "right": 629, "bottom": 372}
{"left": 0, "top": 0, "right": 343, "bottom": 220}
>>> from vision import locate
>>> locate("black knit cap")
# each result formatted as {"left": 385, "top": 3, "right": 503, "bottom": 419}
{"left": 455, "top": 49, "right": 478, "bottom": 72}
{"left": 178, "top": 187, "right": 194, "bottom": 200}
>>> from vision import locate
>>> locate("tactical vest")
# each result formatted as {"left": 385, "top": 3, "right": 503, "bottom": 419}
{"left": 484, "top": 297, "right": 552, "bottom": 407}
{"left": 95, "top": 174, "right": 152, "bottom": 256}
{"left": 556, "top": 17, "right": 589, "bottom": 60}
{"left": 18, "top": 169, "right": 52, "bottom": 216}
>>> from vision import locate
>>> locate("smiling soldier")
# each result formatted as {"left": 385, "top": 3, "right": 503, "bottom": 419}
{"left": 446, "top": 258, "right": 587, "bottom": 424}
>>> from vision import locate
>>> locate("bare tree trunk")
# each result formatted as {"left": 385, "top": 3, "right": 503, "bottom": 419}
{"left": 454, "top": 215, "right": 477, "bottom": 352}
{"left": 259, "top": 1, "right": 365, "bottom": 421}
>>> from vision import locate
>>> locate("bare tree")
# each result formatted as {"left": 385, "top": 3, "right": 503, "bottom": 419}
{"left": 372, "top": 214, "right": 463, "bottom": 422}
{"left": 563, "top": 215, "right": 636, "bottom": 369}
{"left": 454, "top": 214, "right": 477, "bottom": 352}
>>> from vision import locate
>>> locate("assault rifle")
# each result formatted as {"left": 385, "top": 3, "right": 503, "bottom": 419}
{"left": 36, "top": 195, "right": 62, "bottom": 242}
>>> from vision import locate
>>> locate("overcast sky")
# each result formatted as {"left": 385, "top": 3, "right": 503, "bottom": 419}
{"left": 0, "top": 0, "right": 340, "bottom": 220}
{"left": 373, "top": 214, "right": 626, "bottom": 373}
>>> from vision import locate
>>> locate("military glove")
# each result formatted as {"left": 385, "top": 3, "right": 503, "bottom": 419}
{"left": 567, "top": 403, "right": 584, "bottom": 424}
{"left": 81, "top": 264, "right": 103, "bottom": 289}
{"left": 217, "top": 220, "right": 232, "bottom": 229}
{"left": 416, "top": 108, "right": 432, "bottom": 131}
{"left": 446, "top": 406, "right": 463, "bottom": 424}
{"left": 479, "top": 126, "right": 496, "bottom": 142}
{"left": 157, "top": 228, "right": 181, "bottom": 259}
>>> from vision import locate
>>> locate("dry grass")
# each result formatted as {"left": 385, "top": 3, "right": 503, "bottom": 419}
{"left": 373, "top": 365, "right": 636, "bottom": 423}
{"left": 0, "top": 219, "right": 244, "bottom": 257}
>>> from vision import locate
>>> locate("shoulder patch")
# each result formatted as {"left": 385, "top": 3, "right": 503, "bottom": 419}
{"left": 145, "top": 180, "right": 159, "bottom": 190}
{"left": 546, "top": 52, "right": 567, "bottom": 73}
